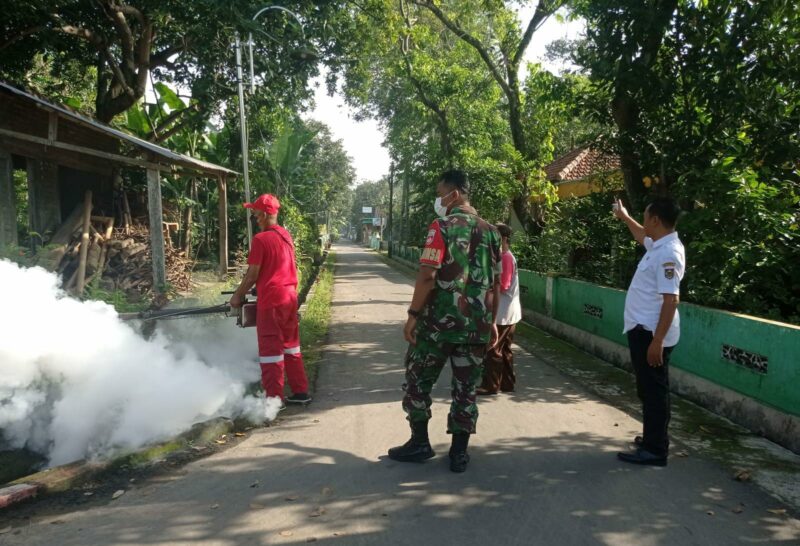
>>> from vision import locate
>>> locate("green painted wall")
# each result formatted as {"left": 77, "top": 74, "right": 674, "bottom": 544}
{"left": 517, "top": 270, "right": 547, "bottom": 314}
{"left": 391, "top": 245, "right": 800, "bottom": 417}
{"left": 671, "top": 304, "right": 800, "bottom": 416}
{"left": 547, "top": 274, "right": 800, "bottom": 417}
{"left": 551, "top": 278, "right": 628, "bottom": 346}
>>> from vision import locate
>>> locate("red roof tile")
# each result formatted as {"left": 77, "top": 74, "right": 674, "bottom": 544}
{"left": 544, "top": 146, "right": 621, "bottom": 183}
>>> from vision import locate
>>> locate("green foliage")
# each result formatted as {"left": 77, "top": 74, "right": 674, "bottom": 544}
{"left": 558, "top": 0, "right": 800, "bottom": 322}
{"left": 517, "top": 191, "right": 639, "bottom": 289}
{"left": 84, "top": 284, "right": 150, "bottom": 313}
{"left": 279, "top": 199, "right": 319, "bottom": 291}
{"left": 13, "top": 170, "right": 30, "bottom": 245}
{"left": 675, "top": 163, "right": 800, "bottom": 322}
{"left": 0, "top": 245, "right": 37, "bottom": 268}
{"left": 4, "top": 52, "right": 97, "bottom": 116}
{"left": 263, "top": 123, "right": 317, "bottom": 197}
{"left": 0, "top": 0, "right": 357, "bottom": 122}
{"left": 350, "top": 180, "right": 389, "bottom": 242}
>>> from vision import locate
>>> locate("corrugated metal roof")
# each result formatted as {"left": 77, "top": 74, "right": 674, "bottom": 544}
{"left": 0, "top": 81, "right": 238, "bottom": 177}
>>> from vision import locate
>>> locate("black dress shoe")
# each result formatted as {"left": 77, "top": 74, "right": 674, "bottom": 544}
{"left": 617, "top": 448, "right": 667, "bottom": 467}
{"left": 388, "top": 439, "right": 435, "bottom": 462}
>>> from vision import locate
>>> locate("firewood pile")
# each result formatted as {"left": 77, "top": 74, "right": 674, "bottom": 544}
{"left": 102, "top": 224, "right": 191, "bottom": 295}
{"left": 36, "top": 191, "right": 191, "bottom": 299}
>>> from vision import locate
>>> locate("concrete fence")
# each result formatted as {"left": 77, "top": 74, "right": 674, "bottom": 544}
{"left": 389, "top": 242, "right": 800, "bottom": 453}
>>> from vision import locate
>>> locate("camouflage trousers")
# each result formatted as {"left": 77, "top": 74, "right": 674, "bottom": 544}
{"left": 402, "top": 336, "right": 486, "bottom": 435}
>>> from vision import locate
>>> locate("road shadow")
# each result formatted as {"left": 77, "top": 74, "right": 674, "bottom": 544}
{"left": 8, "top": 431, "right": 798, "bottom": 546}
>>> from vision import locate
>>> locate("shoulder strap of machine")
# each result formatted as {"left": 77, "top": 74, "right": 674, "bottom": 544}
{"left": 263, "top": 225, "right": 294, "bottom": 250}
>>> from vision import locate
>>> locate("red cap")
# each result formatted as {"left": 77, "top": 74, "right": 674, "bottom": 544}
{"left": 243, "top": 194, "right": 280, "bottom": 214}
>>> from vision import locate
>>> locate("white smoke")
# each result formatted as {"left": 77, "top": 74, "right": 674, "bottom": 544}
{"left": 0, "top": 259, "right": 282, "bottom": 466}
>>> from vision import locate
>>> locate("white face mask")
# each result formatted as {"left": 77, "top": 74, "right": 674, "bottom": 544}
{"left": 433, "top": 190, "right": 456, "bottom": 218}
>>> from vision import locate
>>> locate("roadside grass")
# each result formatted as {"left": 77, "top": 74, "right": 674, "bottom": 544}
{"left": 299, "top": 251, "right": 335, "bottom": 391}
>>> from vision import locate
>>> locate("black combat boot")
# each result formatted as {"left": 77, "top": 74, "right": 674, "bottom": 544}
{"left": 449, "top": 433, "right": 471, "bottom": 473}
{"left": 387, "top": 421, "right": 435, "bottom": 462}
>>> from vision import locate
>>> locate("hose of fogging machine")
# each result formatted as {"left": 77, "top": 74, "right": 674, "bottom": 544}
{"left": 132, "top": 303, "right": 231, "bottom": 322}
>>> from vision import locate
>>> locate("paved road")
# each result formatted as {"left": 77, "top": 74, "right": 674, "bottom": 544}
{"left": 3, "top": 243, "right": 798, "bottom": 545}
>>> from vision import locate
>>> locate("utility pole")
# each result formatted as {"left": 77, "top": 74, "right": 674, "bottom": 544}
{"left": 401, "top": 173, "right": 410, "bottom": 245}
{"left": 234, "top": 33, "right": 253, "bottom": 247}
{"left": 235, "top": 5, "right": 314, "bottom": 248}
{"left": 388, "top": 163, "right": 395, "bottom": 258}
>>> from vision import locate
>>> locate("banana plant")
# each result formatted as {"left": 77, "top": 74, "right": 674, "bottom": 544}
{"left": 262, "top": 123, "right": 317, "bottom": 198}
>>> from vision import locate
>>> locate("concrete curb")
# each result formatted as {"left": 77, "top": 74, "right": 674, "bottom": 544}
{"left": 0, "top": 484, "right": 38, "bottom": 509}
{"left": 0, "top": 417, "right": 236, "bottom": 511}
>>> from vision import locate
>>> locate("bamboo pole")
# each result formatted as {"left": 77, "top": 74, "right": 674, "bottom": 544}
{"left": 122, "top": 191, "right": 132, "bottom": 235}
{"left": 75, "top": 190, "right": 93, "bottom": 296}
{"left": 87, "top": 217, "right": 114, "bottom": 287}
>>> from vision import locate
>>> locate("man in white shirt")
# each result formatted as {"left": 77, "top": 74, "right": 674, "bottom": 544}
{"left": 613, "top": 197, "right": 685, "bottom": 466}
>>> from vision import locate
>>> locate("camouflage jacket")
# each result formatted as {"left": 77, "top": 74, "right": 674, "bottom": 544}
{"left": 418, "top": 205, "right": 502, "bottom": 344}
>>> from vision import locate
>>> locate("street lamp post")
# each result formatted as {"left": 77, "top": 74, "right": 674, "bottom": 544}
{"left": 234, "top": 5, "right": 310, "bottom": 248}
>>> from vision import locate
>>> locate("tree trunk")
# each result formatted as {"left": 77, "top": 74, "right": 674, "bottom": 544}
{"left": 505, "top": 74, "right": 539, "bottom": 233}
{"left": 611, "top": 95, "right": 648, "bottom": 213}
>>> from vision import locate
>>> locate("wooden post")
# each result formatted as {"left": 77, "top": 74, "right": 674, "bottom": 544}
{"left": 183, "top": 177, "right": 196, "bottom": 254}
{"left": 217, "top": 174, "right": 229, "bottom": 277}
{"left": 0, "top": 149, "right": 17, "bottom": 249}
{"left": 75, "top": 190, "right": 93, "bottom": 295}
{"left": 147, "top": 167, "right": 167, "bottom": 292}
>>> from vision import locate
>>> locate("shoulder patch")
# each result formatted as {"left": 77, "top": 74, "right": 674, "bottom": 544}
{"left": 425, "top": 229, "right": 437, "bottom": 245}
{"left": 662, "top": 261, "right": 676, "bottom": 267}
{"left": 421, "top": 247, "right": 442, "bottom": 263}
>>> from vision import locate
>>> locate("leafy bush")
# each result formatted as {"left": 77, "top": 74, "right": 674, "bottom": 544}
{"left": 517, "top": 191, "right": 639, "bottom": 288}
{"left": 519, "top": 181, "right": 800, "bottom": 324}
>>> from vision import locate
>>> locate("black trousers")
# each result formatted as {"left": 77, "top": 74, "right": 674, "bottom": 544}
{"left": 627, "top": 326, "right": 674, "bottom": 457}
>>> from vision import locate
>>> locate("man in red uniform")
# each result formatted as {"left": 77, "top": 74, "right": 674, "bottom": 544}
{"left": 229, "top": 194, "right": 311, "bottom": 406}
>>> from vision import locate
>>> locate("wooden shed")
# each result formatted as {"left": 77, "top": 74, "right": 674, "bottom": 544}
{"left": 0, "top": 81, "right": 238, "bottom": 290}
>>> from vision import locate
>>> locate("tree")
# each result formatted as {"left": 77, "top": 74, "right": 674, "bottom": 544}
{"left": 350, "top": 180, "right": 388, "bottom": 242}
{"left": 334, "top": 0, "right": 553, "bottom": 238}
{"left": 556, "top": 0, "right": 800, "bottom": 321}
{"left": 292, "top": 120, "right": 357, "bottom": 237}
{"left": 0, "top": 0, "right": 351, "bottom": 123}
{"left": 571, "top": 0, "right": 678, "bottom": 213}
{"left": 409, "top": 0, "right": 568, "bottom": 228}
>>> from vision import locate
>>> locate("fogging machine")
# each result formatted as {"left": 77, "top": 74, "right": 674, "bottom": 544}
{"left": 118, "top": 290, "right": 257, "bottom": 328}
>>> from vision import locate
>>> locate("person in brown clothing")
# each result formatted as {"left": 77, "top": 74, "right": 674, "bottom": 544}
{"left": 477, "top": 223, "right": 521, "bottom": 395}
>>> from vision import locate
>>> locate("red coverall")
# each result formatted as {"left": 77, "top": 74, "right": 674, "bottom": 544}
{"left": 248, "top": 225, "right": 309, "bottom": 399}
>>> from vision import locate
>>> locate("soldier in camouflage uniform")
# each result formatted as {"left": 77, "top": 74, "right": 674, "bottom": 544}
{"left": 388, "top": 170, "right": 502, "bottom": 473}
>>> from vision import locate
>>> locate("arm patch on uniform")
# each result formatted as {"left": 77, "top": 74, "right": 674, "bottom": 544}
{"left": 664, "top": 268, "right": 675, "bottom": 279}
{"left": 425, "top": 229, "right": 436, "bottom": 245}
{"left": 420, "top": 221, "right": 445, "bottom": 267}
{"left": 421, "top": 247, "right": 442, "bottom": 263}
